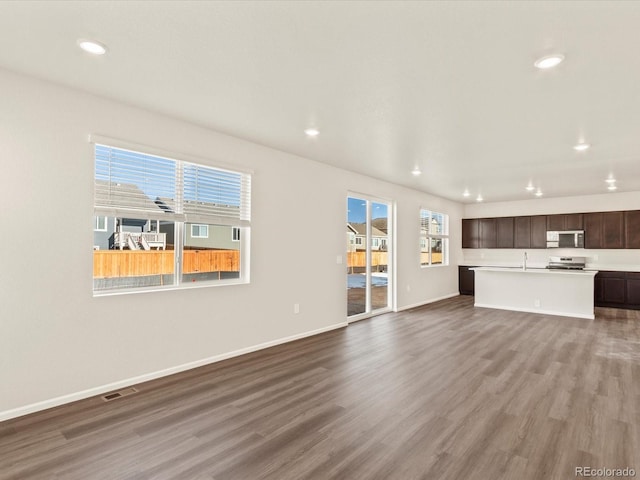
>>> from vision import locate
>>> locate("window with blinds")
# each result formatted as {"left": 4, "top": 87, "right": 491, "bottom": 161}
{"left": 92, "top": 143, "right": 251, "bottom": 294}
{"left": 420, "top": 209, "right": 449, "bottom": 267}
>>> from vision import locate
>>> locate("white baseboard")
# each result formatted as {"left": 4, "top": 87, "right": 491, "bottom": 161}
{"left": 473, "top": 303, "right": 594, "bottom": 320}
{"left": 0, "top": 322, "right": 347, "bottom": 422}
{"left": 395, "top": 292, "right": 459, "bottom": 312}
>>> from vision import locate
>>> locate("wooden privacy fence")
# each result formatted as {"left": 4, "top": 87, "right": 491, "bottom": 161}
{"left": 420, "top": 252, "right": 443, "bottom": 265}
{"left": 346, "top": 251, "right": 442, "bottom": 269}
{"left": 347, "top": 251, "right": 388, "bottom": 268}
{"left": 93, "top": 250, "right": 239, "bottom": 278}
{"left": 182, "top": 249, "right": 239, "bottom": 274}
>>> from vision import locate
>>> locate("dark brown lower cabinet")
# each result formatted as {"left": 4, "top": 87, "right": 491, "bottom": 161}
{"left": 458, "top": 266, "right": 475, "bottom": 295}
{"left": 594, "top": 271, "right": 640, "bottom": 309}
{"left": 626, "top": 273, "right": 640, "bottom": 307}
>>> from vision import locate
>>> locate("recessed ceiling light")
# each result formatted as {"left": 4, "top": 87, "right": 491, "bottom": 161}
{"left": 573, "top": 143, "right": 590, "bottom": 151}
{"left": 476, "top": 195, "right": 483, "bottom": 202}
{"left": 534, "top": 54, "right": 564, "bottom": 69}
{"left": 525, "top": 183, "right": 535, "bottom": 192}
{"left": 411, "top": 167, "right": 422, "bottom": 176}
{"left": 78, "top": 39, "right": 107, "bottom": 55}
{"left": 605, "top": 178, "right": 616, "bottom": 184}
{"left": 304, "top": 128, "right": 320, "bottom": 137}
{"left": 608, "top": 185, "right": 618, "bottom": 191}
{"left": 535, "top": 190, "right": 543, "bottom": 197}
{"left": 462, "top": 190, "right": 470, "bottom": 197}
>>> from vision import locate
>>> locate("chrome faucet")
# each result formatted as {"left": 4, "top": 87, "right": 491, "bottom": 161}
{"left": 523, "top": 251, "right": 528, "bottom": 271}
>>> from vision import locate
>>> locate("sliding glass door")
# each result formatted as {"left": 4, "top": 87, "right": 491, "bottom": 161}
{"left": 347, "top": 195, "right": 392, "bottom": 320}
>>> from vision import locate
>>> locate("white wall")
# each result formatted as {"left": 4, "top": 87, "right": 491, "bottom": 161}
{"left": 462, "top": 193, "right": 640, "bottom": 270}
{"left": 0, "top": 68, "right": 463, "bottom": 419}
{"left": 464, "top": 192, "right": 640, "bottom": 218}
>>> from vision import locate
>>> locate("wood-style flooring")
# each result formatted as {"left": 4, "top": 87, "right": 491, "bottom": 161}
{"left": 1, "top": 296, "right": 639, "bottom": 479}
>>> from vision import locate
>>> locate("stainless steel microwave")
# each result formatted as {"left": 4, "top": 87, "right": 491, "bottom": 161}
{"left": 546, "top": 230, "right": 585, "bottom": 248}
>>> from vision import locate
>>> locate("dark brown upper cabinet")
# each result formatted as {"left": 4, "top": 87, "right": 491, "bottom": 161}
{"left": 462, "top": 210, "right": 637, "bottom": 250}
{"left": 530, "top": 215, "right": 547, "bottom": 248}
{"left": 603, "top": 211, "right": 625, "bottom": 249}
{"left": 496, "top": 217, "right": 515, "bottom": 248}
{"left": 565, "top": 213, "right": 584, "bottom": 230}
{"left": 514, "top": 216, "right": 531, "bottom": 248}
{"left": 625, "top": 210, "right": 640, "bottom": 249}
{"left": 462, "top": 218, "right": 479, "bottom": 249}
{"left": 584, "top": 212, "right": 603, "bottom": 248}
{"left": 546, "top": 214, "right": 565, "bottom": 231}
{"left": 584, "top": 211, "right": 624, "bottom": 249}
{"left": 479, "top": 218, "right": 497, "bottom": 248}
{"left": 547, "top": 213, "right": 584, "bottom": 231}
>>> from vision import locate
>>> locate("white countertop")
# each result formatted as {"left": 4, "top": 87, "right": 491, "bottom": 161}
{"left": 471, "top": 266, "right": 598, "bottom": 276}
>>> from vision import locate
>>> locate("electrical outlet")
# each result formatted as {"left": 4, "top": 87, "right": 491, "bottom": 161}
{"left": 294, "top": 303, "right": 300, "bottom": 314}
{"left": 534, "top": 299, "right": 541, "bottom": 308}
{"left": 336, "top": 255, "right": 343, "bottom": 264}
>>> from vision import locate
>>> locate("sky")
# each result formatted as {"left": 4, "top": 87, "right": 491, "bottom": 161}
{"left": 347, "top": 197, "right": 388, "bottom": 223}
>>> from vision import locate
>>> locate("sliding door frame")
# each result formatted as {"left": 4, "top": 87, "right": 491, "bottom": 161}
{"left": 347, "top": 192, "right": 395, "bottom": 323}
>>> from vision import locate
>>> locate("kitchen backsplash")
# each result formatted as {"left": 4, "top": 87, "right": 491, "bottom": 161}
{"left": 461, "top": 248, "right": 640, "bottom": 271}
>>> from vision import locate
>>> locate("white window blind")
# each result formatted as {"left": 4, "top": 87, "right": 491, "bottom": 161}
{"left": 94, "top": 145, "right": 178, "bottom": 220}
{"left": 94, "top": 144, "right": 251, "bottom": 226}
{"left": 183, "top": 162, "right": 251, "bottom": 226}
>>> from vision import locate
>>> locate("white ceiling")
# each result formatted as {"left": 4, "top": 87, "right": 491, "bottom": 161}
{"left": 1, "top": 1, "right": 639, "bottom": 204}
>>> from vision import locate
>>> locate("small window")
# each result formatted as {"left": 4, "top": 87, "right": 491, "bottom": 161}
{"left": 420, "top": 209, "right": 449, "bottom": 267}
{"left": 355, "top": 237, "right": 363, "bottom": 245}
{"left": 191, "top": 224, "right": 209, "bottom": 238}
{"left": 94, "top": 216, "right": 108, "bottom": 232}
{"left": 232, "top": 227, "right": 241, "bottom": 242}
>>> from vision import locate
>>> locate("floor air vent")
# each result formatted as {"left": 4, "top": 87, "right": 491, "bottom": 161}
{"left": 102, "top": 387, "right": 138, "bottom": 402}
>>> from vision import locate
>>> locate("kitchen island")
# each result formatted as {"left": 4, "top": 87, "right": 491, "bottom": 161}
{"left": 472, "top": 267, "right": 598, "bottom": 319}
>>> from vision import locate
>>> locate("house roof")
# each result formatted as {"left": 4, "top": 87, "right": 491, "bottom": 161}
{"left": 154, "top": 197, "right": 240, "bottom": 214}
{"left": 347, "top": 222, "right": 386, "bottom": 237}
{"left": 94, "top": 179, "right": 164, "bottom": 212}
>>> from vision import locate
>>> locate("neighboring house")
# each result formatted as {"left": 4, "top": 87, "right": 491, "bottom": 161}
{"left": 346, "top": 224, "right": 357, "bottom": 252}
{"left": 371, "top": 217, "right": 388, "bottom": 235}
{"left": 347, "top": 222, "right": 388, "bottom": 251}
{"left": 93, "top": 181, "right": 167, "bottom": 250}
{"left": 93, "top": 215, "right": 115, "bottom": 250}
{"left": 155, "top": 197, "right": 241, "bottom": 250}
{"left": 420, "top": 217, "right": 443, "bottom": 253}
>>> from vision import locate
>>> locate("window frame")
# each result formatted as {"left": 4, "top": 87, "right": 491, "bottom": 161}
{"left": 94, "top": 215, "right": 108, "bottom": 232}
{"left": 91, "top": 136, "right": 252, "bottom": 296}
{"left": 420, "top": 209, "right": 449, "bottom": 268}
{"left": 232, "top": 226, "right": 241, "bottom": 242}
{"left": 191, "top": 224, "right": 209, "bottom": 238}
